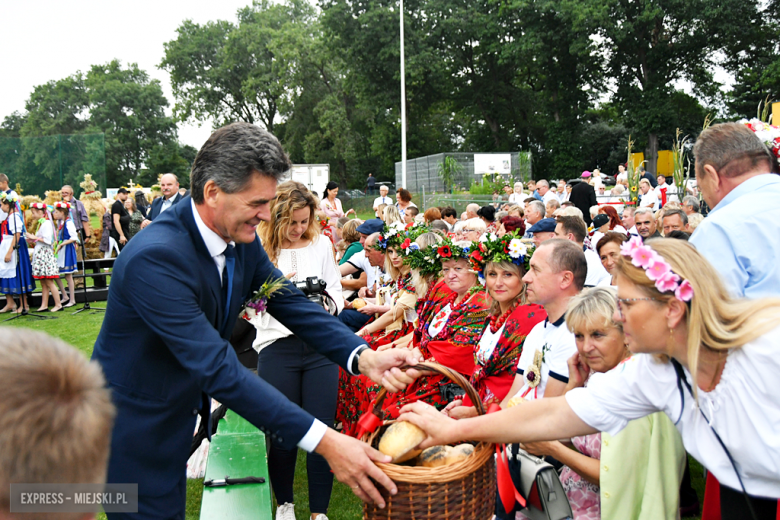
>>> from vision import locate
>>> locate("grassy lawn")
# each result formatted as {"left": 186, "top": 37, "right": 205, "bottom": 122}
{"left": 2, "top": 281, "right": 706, "bottom": 520}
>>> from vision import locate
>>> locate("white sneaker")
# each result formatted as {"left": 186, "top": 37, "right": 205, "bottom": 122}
{"left": 275, "top": 502, "right": 295, "bottom": 520}
{"left": 313, "top": 515, "right": 329, "bottom": 520}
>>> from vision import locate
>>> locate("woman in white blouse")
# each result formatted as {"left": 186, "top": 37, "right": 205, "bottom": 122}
{"left": 253, "top": 180, "right": 345, "bottom": 520}
{"left": 399, "top": 239, "right": 780, "bottom": 519}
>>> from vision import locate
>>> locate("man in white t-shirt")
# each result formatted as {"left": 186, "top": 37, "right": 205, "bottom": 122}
{"left": 554, "top": 215, "right": 610, "bottom": 287}
{"left": 537, "top": 179, "right": 558, "bottom": 205}
{"left": 372, "top": 185, "right": 393, "bottom": 217}
{"left": 639, "top": 178, "right": 659, "bottom": 210}
{"left": 500, "top": 239, "right": 585, "bottom": 404}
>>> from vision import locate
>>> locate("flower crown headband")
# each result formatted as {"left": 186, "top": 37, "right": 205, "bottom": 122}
{"left": 404, "top": 237, "right": 471, "bottom": 277}
{"left": 620, "top": 236, "right": 693, "bottom": 301}
{"left": 374, "top": 221, "right": 429, "bottom": 253}
{"left": 468, "top": 231, "right": 533, "bottom": 276}
{"left": 53, "top": 201, "right": 71, "bottom": 211}
{"left": 0, "top": 193, "right": 18, "bottom": 205}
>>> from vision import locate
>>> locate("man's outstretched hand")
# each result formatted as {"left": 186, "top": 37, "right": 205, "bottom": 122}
{"left": 315, "top": 428, "right": 396, "bottom": 508}
{"left": 358, "top": 348, "right": 425, "bottom": 393}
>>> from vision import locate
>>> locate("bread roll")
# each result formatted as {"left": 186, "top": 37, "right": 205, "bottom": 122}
{"left": 378, "top": 421, "right": 427, "bottom": 463}
{"left": 352, "top": 298, "right": 367, "bottom": 310}
{"left": 447, "top": 443, "right": 474, "bottom": 464}
{"left": 419, "top": 445, "right": 452, "bottom": 467}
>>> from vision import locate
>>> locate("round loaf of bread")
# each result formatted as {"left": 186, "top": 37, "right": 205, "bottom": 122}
{"left": 378, "top": 421, "right": 427, "bottom": 463}
{"left": 419, "top": 445, "right": 452, "bottom": 468}
{"left": 352, "top": 298, "right": 367, "bottom": 310}
{"left": 446, "top": 443, "right": 474, "bottom": 465}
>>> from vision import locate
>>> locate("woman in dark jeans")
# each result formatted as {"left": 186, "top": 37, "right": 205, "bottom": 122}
{"left": 250, "top": 181, "right": 345, "bottom": 520}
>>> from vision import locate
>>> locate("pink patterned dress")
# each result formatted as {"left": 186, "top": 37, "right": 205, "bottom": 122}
{"left": 559, "top": 433, "right": 601, "bottom": 520}
{"left": 516, "top": 433, "right": 601, "bottom": 520}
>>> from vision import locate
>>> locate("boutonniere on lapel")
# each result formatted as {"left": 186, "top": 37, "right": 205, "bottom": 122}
{"left": 240, "top": 275, "right": 291, "bottom": 321}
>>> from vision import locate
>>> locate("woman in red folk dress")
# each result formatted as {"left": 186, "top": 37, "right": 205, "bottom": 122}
{"left": 443, "top": 232, "right": 547, "bottom": 418}
{"left": 336, "top": 223, "right": 441, "bottom": 434}
{"left": 338, "top": 238, "right": 490, "bottom": 437}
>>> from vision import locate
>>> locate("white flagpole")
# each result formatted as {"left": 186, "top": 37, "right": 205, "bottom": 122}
{"left": 400, "top": 0, "right": 407, "bottom": 189}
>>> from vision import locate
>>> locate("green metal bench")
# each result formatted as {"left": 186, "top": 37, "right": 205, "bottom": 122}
{"left": 199, "top": 410, "right": 273, "bottom": 519}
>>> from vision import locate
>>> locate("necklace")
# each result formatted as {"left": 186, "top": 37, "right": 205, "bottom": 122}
{"left": 445, "top": 291, "right": 472, "bottom": 312}
{"left": 489, "top": 299, "right": 520, "bottom": 333}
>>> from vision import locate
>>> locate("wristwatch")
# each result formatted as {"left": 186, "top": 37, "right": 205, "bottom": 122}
{"left": 351, "top": 345, "right": 370, "bottom": 375}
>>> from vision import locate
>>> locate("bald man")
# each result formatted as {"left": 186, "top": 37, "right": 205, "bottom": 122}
{"left": 141, "top": 173, "right": 182, "bottom": 229}
{"left": 465, "top": 203, "right": 480, "bottom": 220}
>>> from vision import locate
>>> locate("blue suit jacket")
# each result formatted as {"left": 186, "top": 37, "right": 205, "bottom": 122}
{"left": 146, "top": 192, "right": 183, "bottom": 221}
{"left": 92, "top": 198, "right": 364, "bottom": 507}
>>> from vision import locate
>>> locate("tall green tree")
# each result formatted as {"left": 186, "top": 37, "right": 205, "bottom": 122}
{"left": 161, "top": 0, "right": 316, "bottom": 133}
{"left": 85, "top": 60, "right": 178, "bottom": 187}
{"left": 598, "top": 0, "right": 766, "bottom": 174}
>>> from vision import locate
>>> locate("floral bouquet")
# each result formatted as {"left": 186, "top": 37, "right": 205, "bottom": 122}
{"left": 739, "top": 118, "right": 780, "bottom": 164}
{"left": 240, "top": 274, "right": 291, "bottom": 321}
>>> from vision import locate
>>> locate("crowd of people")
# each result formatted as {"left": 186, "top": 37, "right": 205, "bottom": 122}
{"left": 2, "top": 120, "right": 779, "bottom": 520}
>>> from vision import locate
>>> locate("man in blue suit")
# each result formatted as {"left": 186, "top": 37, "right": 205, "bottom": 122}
{"left": 92, "top": 123, "right": 420, "bottom": 519}
{"left": 140, "top": 173, "right": 183, "bottom": 229}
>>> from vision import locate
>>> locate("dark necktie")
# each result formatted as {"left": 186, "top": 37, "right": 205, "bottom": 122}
{"left": 220, "top": 245, "right": 236, "bottom": 333}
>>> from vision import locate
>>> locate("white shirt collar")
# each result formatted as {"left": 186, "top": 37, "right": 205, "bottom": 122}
{"left": 191, "top": 199, "right": 234, "bottom": 259}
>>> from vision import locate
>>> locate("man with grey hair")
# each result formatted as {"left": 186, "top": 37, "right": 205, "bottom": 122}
{"left": 634, "top": 207, "right": 660, "bottom": 240}
{"left": 523, "top": 200, "right": 546, "bottom": 238}
{"left": 465, "top": 203, "right": 480, "bottom": 220}
{"left": 682, "top": 196, "right": 700, "bottom": 216}
{"left": 545, "top": 197, "right": 561, "bottom": 217}
{"left": 536, "top": 179, "right": 558, "bottom": 205}
{"left": 92, "top": 122, "right": 420, "bottom": 519}
{"left": 689, "top": 122, "right": 780, "bottom": 298}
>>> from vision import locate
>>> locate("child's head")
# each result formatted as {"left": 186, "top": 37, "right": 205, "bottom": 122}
{"left": 52, "top": 201, "right": 70, "bottom": 220}
{"left": 30, "top": 203, "right": 46, "bottom": 219}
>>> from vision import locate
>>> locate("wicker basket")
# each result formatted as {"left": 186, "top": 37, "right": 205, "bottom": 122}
{"left": 361, "top": 362, "right": 496, "bottom": 520}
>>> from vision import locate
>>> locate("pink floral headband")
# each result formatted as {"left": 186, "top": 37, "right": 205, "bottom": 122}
{"left": 620, "top": 236, "right": 693, "bottom": 301}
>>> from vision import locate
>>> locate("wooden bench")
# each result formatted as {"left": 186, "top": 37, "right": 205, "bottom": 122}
{"left": 200, "top": 410, "right": 273, "bottom": 519}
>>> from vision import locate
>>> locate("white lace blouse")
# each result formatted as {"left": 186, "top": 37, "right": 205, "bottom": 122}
{"left": 251, "top": 235, "right": 344, "bottom": 353}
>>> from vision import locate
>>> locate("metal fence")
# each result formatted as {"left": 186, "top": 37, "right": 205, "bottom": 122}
{"left": 0, "top": 133, "right": 107, "bottom": 198}
{"left": 394, "top": 152, "right": 532, "bottom": 195}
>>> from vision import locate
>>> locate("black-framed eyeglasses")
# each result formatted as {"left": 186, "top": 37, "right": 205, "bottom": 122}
{"left": 616, "top": 297, "right": 657, "bottom": 319}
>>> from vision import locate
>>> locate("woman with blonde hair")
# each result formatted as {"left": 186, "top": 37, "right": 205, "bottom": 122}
{"left": 400, "top": 238, "right": 780, "bottom": 519}
{"left": 337, "top": 219, "right": 363, "bottom": 265}
{"left": 252, "top": 180, "right": 345, "bottom": 520}
{"left": 443, "top": 232, "right": 546, "bottom": 420}
{"left": 382, "top": 204, "right": 402, "bottom": 225}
